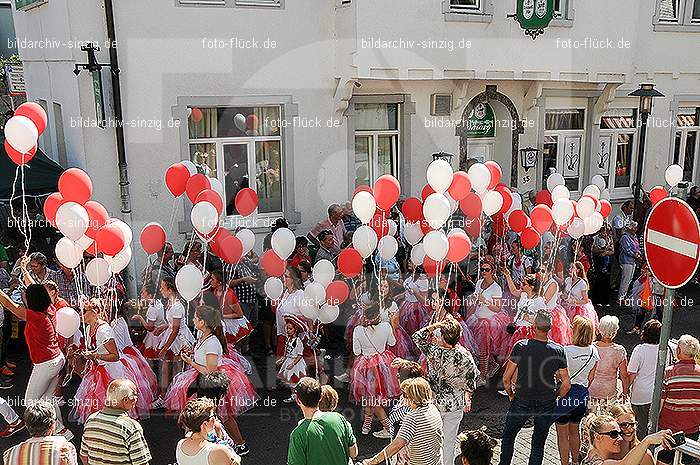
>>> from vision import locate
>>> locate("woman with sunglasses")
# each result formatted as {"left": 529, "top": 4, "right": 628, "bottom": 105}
{"left": 605, "top": 404, "right": 654, "bottom": 465}
{"left": 465, "top": 260, "right": 511, "bottom": 387}
{"left": 176, "top": 398, "right": 241, "bottom": 465}
{"left": 503, "top": 271, "right": 545, "bottom": 349}
{"left": 580, "top": 414, "right": 673, "bottom": 465}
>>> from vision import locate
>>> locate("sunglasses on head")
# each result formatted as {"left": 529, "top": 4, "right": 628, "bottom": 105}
{"left": 597, "top": 430, "right": 623, "bottom": 439}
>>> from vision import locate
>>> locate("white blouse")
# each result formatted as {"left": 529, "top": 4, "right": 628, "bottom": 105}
{"left": 276, "top": 289, "right": 305, "bottom": 336}
{"left": 193, "top": 334, "right": 223, "bottom": 366}
{"left": 515, "top": 294, "right": 545, "bottom": 327}
{"left": 352, "top": 322, "right": 396, "bottom": 356}
{"left": 473, "top": 279, "right": 503, "bottom": 319}
{"left": 543, "top": 278, "right": 559, "bottom": 309}
{"left": 111, "top": 317, "right": 134, "bottom": 352}
{"left": 86, "top": 323, "right": 119, "bottom": 366}
{"left": 564, "top": 277, "right": 588, "bottom": 301}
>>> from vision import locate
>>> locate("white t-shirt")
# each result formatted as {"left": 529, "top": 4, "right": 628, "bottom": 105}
{"left": 276, "top": 289, "right": 305, "bottom": 336}
{"left": 564, "top": 277, "right": 588, "bottom": 301}
{"left": 194, "top": 334, "right": 223, "bottom": 366}
{"left": 380, "top": 301, "right": 399, "bottom": 323}
{"left": 543, "top": 278, "right": 560, "bottom": 309}
{"left": 110, "top": 317, "right": 134, "bottom": 352}
{"left": 352, "top": 322, "right": 396, "bottom": 356}
{"left": 628, "top": 343, "right": 659, "bottom": 405}
{"left": 87, "top": 324, "right": 118, "bottom": 366}
{"left": 565, "top": 345, "right": 600, "bottom": 387}
{"left": 474, "top": 279, "right": 503, "bottom": 319}
{"left": 146, "top": 300, "right": 166, "bottom": 326}
{"left": 515, "top": 294, "right": 545, "bottom": 327}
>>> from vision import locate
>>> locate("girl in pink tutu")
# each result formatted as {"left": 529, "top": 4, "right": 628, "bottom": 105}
{"left": 398, "top": 264, "right": 429, "bottom": 337}
{"left": 378, "top": 278, "right": 414, "bottom": 359}
{"left": 165, "top": 304, "right": 257, "bottom": 455}
{"left": 503, "top": 271, "right": 545, "bottom": 350}
{"left": 351, "top": 304, "right": 400, "bottom": 437}
{"left": 209, "top": 269, "right": 253, "bottom": 347}
{"left": 465, "top": 260, "right": 512, "bottom": 386}
{"left": 276, "top": 314, "right": 307, "bottom": 403}
{"left": 131, "top": 284, "right": 166, "bottom": 362}
{"left": 156, "top": 277, "right": 196, "bottom": 389}
{"left": 562, "top": 262, "right": 599, "bottom": 332}
{"left": 72, "top": 299, "right": 151, "bottom": 423}
{"left": 541, "top": 270, "right": 572, "bottom": 346}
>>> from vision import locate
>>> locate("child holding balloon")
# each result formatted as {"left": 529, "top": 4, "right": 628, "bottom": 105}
{"left": 276, "top": 315, "right": 308, "bottom": 403}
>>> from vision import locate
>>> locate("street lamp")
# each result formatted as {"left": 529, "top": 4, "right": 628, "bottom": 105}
{"left": 432, "top": 151, "right": 454, "bottom": 163}
{"left": 629, "top": 83, "right": 664, "bottom": 224}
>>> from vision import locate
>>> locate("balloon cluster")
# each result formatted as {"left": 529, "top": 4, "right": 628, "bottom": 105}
{"left": 4, "top": 102, "right": 47, "bottom": 165}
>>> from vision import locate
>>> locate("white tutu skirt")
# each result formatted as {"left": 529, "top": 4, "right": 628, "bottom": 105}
{"left": 122, "top": 346, "right": 160, "bottom": 401}
{"left": 141, "top": 331, "right": 165, "bottom": 360}
{"left": 158, "top": 328, "right": 196, "bottom": 360}
{"left": 278, "top": 357, "right": 307, "bottom": 387}
{"left": 223, "top": 317, "right": 253, "bottom": 345}
{"left": 225, "top": 344, "right": 252, "bottom": 375}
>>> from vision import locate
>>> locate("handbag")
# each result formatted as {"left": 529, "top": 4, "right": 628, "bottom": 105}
{"left": 554, "top": 347, "right": 595, "bottom": 418}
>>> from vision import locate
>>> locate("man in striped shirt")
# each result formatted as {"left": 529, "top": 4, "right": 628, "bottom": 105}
{"left": 79, "top": 379, "right": 151, "bottom": 465}
{"left": 3, "top": 400, "right": 77, "bottom": 465}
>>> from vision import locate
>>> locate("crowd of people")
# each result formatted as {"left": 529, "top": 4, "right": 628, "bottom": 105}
{"left": 0, "top": 192, "right": 698, "bottom": 465}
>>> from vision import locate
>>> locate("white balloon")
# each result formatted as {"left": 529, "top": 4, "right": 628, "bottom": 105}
{"left": 404, "top": 222, "right": 424, "bottom": 246}
{"left": 4, "top": 115, "right": 38, "bottom": 154}
{"left": 76, "top": 235, "right": 94, "bottom": 252}
{"left": 108, "top": 219, "right": 133, "bottom": 247}
{"left": 387, "top": 219, "right": 398, "bottom": 237}
{"left": 236, "top": 229, "right": 256, "bottom": 256}
{"left": 410, "top": 243, "right": 426, "bottom": 266}
{"left": 352, "top": 226, "right": 378, "bottom": 258}
{"left": 552, "top": 199, "right": 574, "bottom": 226}
{"left": 546, "top": 173, "right": 565, "bottom": 192}
{"left": 511, "top": 193, "right": 523, "bottom": 210}
{"left": 467, "top": 163, "right": 491, "bottom": 194}
{"left": 56, "top": 202, "right": 89, "bottom": 241}
{"left": 665, "top": 164, "right": 683, "bottom": 187}
{"left": 264, "top": 277, "right": 284, "bottom": 300}
{"left": 312, "top": 259, "right": 335, "bottom": 287}
{"left": 567, "top": 217, "right": 586, "bottom": 239}
{"left": 85, "top": 257, "right": 111, "bottom": 287}
{"left": 583, "top": 212, "right": 604, "bottom": 235}
{"left": 105, "top": 246, "right": 132, "bottom": 273}
{"left": 352, "top": 191, "right": 376, "bottom": 224}
{"left": 55, "top": 237, "right": 83, "bottom": 269}
{"left": 190, "top": 202, "right": 219, "bottom": 236}
{"left": 378, "top": 236, "right": 398, "bottom": 260}
{"left": 234, "top": 113, "right": 247, "bottom": 131}
{"left": 582, "top": 184, "right": 601, "bottom": 199}
{"left": 447, "top": 228, "right": 468, "bottom": 238}
{"left": 423, "top": 230, "right": 449, "bottom": 261}
{"left": 304, "top": 282, "right": 327, "bottom": 307}
{"left": 56, "top": 307, "right": 81, "bottom": 338}
{"left": 175, "top": 264, "right": 203, "bottom": 302}
{"left": 551, "top": 184, "right": 570, "bottom": 202}
{"left": 482, "top": 190, "right": 504, "bottom": 217}
{"left": 318, "top": 305, "right": 340, "bottom": 324}
{"left": 423, "top": 193, "right": 451, "bottom": 229}
{"left": 591, "top": 174, "right": 607, "bottom": 191}
{"left": 426, "top": 159, "right": 454, "bottom": 194}
{"left": 577, "top": 196, "right": 596, "bottom": 219}
{"left": 300, "top": 299, "right": 320, "bottom": 320}
{"left": 209, "top": 178, "right": 225, "bottom": 210}
{"left": 181, "top": 160, "right": 198, "bottom": 176}
{"left": 271, "top": 227, "right": 295, "bottom": 260}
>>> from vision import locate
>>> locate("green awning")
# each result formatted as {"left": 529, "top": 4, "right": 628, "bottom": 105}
{"left": 0, "top": 137, "right": 64, "bottom": 200}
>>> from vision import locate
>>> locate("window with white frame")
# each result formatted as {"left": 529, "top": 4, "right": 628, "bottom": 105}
{"left": 450, "top": 0, "right": 481, "bottom": 12}
{"left": 235, "top": 0, "right": 280, "bottom": 5}
{"left": 553, "top": 0, "right": 572, "bottom": 19}
{"left": 596, "top": 109, "right": 637, "bottom": 194}
{"left": 187, "top": 105, "right": 283, "bottom": 217}
{"left": 443, "top": 0, "right": 492, "bottom": 19}
{"left": 656, "top": 0, "right": 700, "bottom": 27}
{"left": 354, "top": 103, "right": 400, "bottom": 189}
{"left": 543, "top": 109, "right": 586, "bottom": 192}
{"left": 673, "top": 107, "right": 700, "bottom": 183}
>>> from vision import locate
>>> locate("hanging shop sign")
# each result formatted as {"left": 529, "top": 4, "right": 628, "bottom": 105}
{"left": 465, "top": 103, "right": 495, "bottom": 138}
{"left": 515, "top": 0, "right": 555, "bottom": 39}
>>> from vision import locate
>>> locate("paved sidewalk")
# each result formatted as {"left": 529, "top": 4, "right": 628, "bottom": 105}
{"left": 491, "top": 424, "right": 561, "bottom": 465}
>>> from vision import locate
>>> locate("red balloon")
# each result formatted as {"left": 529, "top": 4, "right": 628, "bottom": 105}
{"left": 353, "top": 185, "right": 373, "bottom": 197}
{"left": 535, "top": 189, "right": 553, "bottom": 207}
{"left": 448, "top": 171, "right": 472, "bottom": 201}
{"left": 484, "top": 161, "right": 502, "bottom": 190}
{"left": 493, "top": 214, "right": 507, "bottom": 236}
{"left": 508, "top": 210, "right": 528, "bottom": 233}
{"left": 235, "top": 188, "right": 258, "bottom": 216}
{"left": 421, "top": 184, "right": 435, "bottom": 202}
{"left": 15, "top": 102, "right": 47, "bottom": 135}
{"left": 59, "top": 168, "right": 92, "bottom": 204}
{"left": 95, "top": 223, "right": 125, "bottom": 256}
{"left": 261, "top": 249, "right": 285, "bottom": 277}
{"left": 326, "top": 280, "right": 350, "bottom": 306}
{"left": 459, "top": 192, "right": 482, "bottom": 219}
{"left": 338, "top": 248, "right": 363, "bottom": 278}
{"left": 246, "top": 114, "right": 259, "bottom": 131}
{"left": 447, "top": 234, "right": 472, "bottom": 263}
{"left": 649, "top": 186, "right": 668, "bottom": 206}
{"left": 195, "top": 189, "right": 224, "bottom": 216}
{"left": 401, "top": 197, "right": 423, "bottom": 222}
{"left": 190, "top": 107, "right": 203, "bottom": 123}
{"left": 496, "top": 186, "right": 513, "bottom": 216}
{"left": 423, "top": 257, "right": 446, "bottom": 275}
{"left": 531, "top": 205, "right": 553, "bottom": 234}
{"left": 465, "top": 217, "right": 482, "bottom": 237}
{"left": 4, "top": 140, "right": 36, "bottom": 165}
{"left": 520, "top": 227, "right": 541, "bottom": 250}
{"left": 165, "top": 162, "right": 190, "bottom": 198}
{"left": 209, "top": 228, "right": 233, "bottom": 257}
{"left": 84, "top": 201, "right": 109, "bottom": 239}
{"left": 420, "top": 218, "right": 434, "bottom": 235}
{"left": 140, "top": 223, "right": 166, "bottom": 255}
{"left": 186, "top": 174, "right": 211, "bottom": 204}
{"left": 220, "top": 235, "right": 244, "bottom": 265}
{"left": 43, "top": 192, "right": 64, "bottom": 226}
{"left": 374, "top": 175, "right": 401, "bottom": 211}
{"left": 370, "top": 212, "right": 389, "bottom": 238}
{"left": 599, "top": 200, "right": 613, "bottom": 219}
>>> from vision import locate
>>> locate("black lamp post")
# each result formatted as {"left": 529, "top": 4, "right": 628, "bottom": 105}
{"left": 629, "top": 83, "right": 664, "bottom": 223}
{"left": 432, "top": 151, "right": 454, "bottom": 163}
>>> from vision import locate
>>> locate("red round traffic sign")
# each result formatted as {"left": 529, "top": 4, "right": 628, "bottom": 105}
{"left": 644, "top": 197, "right": 700, "bottom": 289}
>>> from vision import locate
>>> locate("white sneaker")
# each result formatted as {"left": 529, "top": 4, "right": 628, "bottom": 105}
{"left": 334, "top": 373, "right": 350, "bottom": 383}
{"left": 372, "top": 429, "right": 392, "bottom": 439}
{"left": 498, "top": 390, "right": 509, "bottom": 397}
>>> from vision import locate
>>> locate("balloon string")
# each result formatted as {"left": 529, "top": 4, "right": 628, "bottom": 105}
{"left": 21, "top": 165, "right": 32, "bottom": 255}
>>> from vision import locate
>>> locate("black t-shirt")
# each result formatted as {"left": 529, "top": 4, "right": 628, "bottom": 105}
{"left": 510, "top": 338, "right": 567, "bottom": 402}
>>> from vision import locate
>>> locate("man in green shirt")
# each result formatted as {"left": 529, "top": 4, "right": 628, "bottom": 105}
{"left": 288, "top": 377, "right": 358, "bottom": 465}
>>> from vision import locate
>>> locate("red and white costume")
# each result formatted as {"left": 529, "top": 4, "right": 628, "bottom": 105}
{"left": 275, "top": 289, "right": 305, "bottom": 357}
{"left": 158, "top": 299, "right": 196, "bottom": 360}
{"left": 398, "top": 276, "right": 428, "bottom": 341}
{"left": 220, "top": 289, "right": 253, "bottom": 345}
{"left": 509, "top": 293, "right": 546, "bottom": 349}
{"left": 140, "top": 299, "right": 166, "bottom": 360}
{"left": 164, "top": 334, "right": 257, "bottom": 418}
{"left": 381, "top": 301, "right": 414, "bottom": 360}
{"left": 563, "top": 277, "right": 599, "bottom": 332}
{"left": 278, "top": 336, "right": 307, "bottom": 387}
{"left": 111, "top": 317, "right": 160, "bottom": 402}
{"left": 350, "top": 322, "right": 400, "bottom": 403}
{"left": 543, "top": 278, "right": 572, "bottom": 346}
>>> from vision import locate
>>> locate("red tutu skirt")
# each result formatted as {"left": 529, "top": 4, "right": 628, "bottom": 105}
{"left": 466, "top": 312, "right": 512, "bottom": 379}
{"left": 351, "top": 351, "right": 400, "bottom": 403}
{"left": 224, "top": 317, "right": 254, "bottom": 345}
{"left": 565, "top": 303, "right": 599, "bottom": 333}
{"left": 225, "top": 345, "right": 252, "bottom": 375}
{"left": 509, "top": 325, "right": 535, "bottom": 353}
{"left": 164, "top": 359, "right": 258, "bottom": 418}
{"left": 140, "top": 332, "right": 164, "bottom": 360}
{"left": 458, "top": 319, "right": 479, "bottom": 361}
{"left": 399, "top": 301, "right": 428, "bottom": 337}
{"left": 123, "top": 346, "right": 160, "bottom": 400}
{"left": 549, "top": 305, "right": 573, "bottom": 346}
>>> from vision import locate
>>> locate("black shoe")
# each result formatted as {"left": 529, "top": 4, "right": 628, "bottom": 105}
{"left": 235, "top": 443, "right": 250, "bottom": 456}
{"left": 0, "top": 380, "right": 13, "bottom": 390}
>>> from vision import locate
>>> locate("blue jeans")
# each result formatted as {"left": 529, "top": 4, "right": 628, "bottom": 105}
{"left": 498, "top": 398, "right": 557, "bottom": 465}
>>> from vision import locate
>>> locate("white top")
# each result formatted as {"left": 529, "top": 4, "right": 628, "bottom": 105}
{"left": 564, "top": 277, "right": 588, "bottom": 301}
{"left": 515, "top": 294, "right": 545, "bottom": 327}
{"left": 167, "top": 301, "right": 195, "bottom": 340}
{"left": 628, "top": 343, "right": 659, "bottom": 405}
{"left": 193, "top": 334, "right": 223, "bottom": 366}
{"left": 276, "top": 289, "right": 305, "bottom": 336}
{"left": 543, "top": 278, "right": 559, "bottom": 309}
{"left": 110, "top": 317, "right": 134, "bottom": 352}
{"left": 473, "top": 279, "right": 503, "bottom": 319}
{"left": 564, "top": 345, "right": 600, "bottom": 387}
{"left": 146, "top": 300, "right": 166, "bottom": 326}
{"left": 86, "top": 324, "right": 118, "bottom": 366}
{"left": 176, "top": 440, "right": 217, "bottom": 465}
{"left": 380, "top": 301, "right": 399, "bottom": 322}
{"left": 352, "top": 322, "right": 396, "bottom": 356}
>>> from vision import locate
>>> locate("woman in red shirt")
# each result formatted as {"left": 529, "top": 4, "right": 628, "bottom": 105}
{"left": 0, "top": 284, "right": 71, "bottom": 439}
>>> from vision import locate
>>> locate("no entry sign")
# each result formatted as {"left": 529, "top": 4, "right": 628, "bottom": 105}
{"left": 644, "top": 197, "right": 700, "bottom": 289}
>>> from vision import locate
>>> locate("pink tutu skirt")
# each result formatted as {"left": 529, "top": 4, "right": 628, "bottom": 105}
{"left": 458, "top": 318, "right": 479, "bottom": 361}
{"left": 123, "top": 346, "right": 159, "bottom": 401}
{"left": 388, "top": 325, "right": 415, "bottom": 360}
{"left": 351, "top": 351, "right": 400, "bottom": 403}
{"left": 565, "top": 302, "right": 599, "bottom": 333}
{"left": 549, "top": 305, "right": 573, "bottom": 346}
{"left": 164, "top": 359, "right": 258, "bottom": 418}
{"left": 466, "top": 312, "right": 512, "bottom": 379}
{"left": 223, "top": 317, "right": 254, "bottom": 345}
{"left": 225, "top": 345, "right": 253, "bottom": 375}
{"left": 399, "top": 301, "right": 428, "bottom": 336}
{"left": 509, "top": 325, "right": 535, "bottom": 353}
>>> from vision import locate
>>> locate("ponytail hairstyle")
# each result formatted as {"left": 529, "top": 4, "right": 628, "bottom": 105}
{"left": 362, "top": 304, "right": 381, "bottom": 327}
{"left": 195, "top": 305, "right": 228, "bottom": 355}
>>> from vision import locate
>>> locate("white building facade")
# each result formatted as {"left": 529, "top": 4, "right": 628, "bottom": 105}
{"left": 8, "top": 0, "right": 700, "bottom": 261}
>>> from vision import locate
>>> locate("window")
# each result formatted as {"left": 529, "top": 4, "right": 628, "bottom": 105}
{"left": 672, "top": 108, "right": 700, "bottom": 183}
{"left": 187, "top": 105, "right": 283, "bottom": 217}
{"left": 597, "top": 110, "right": 637, "bottom": 194}
{"left": 543, "top": 109, "right": 586, "bottom": 192}
{"left": 655, "top": 0, "right": 700, "bottom": 29}
{"left": 235, "top": 0, "right": 280, "bottom": 5}
{"left": 443, "top": 0, "right": 492, "bottom": 21}
{"left": 450, "top": 0, "right": 480, "bottom": 12}
{"left": 354, "top": 103, "right": 399, "bottom": 188}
